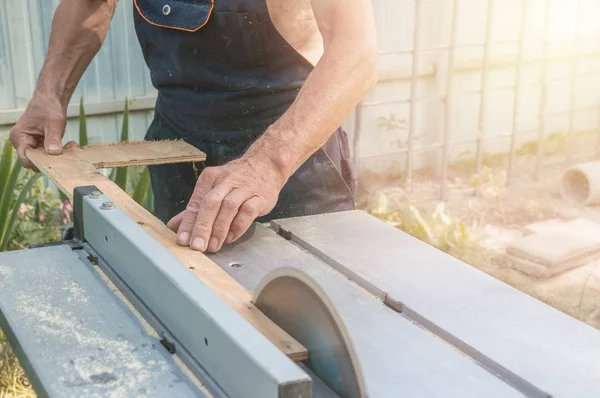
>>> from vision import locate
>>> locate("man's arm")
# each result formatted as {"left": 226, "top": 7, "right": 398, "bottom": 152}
{"left": 169, "top": 0, "right": 377, "bottom": 252}
{"left": 10, "top": 0, "right": 117, "bottom": 168}
{"left": 249, "top": 0, "right": 378, "bottom": 179}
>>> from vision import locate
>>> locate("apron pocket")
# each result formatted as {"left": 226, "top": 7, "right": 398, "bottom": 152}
{"left": 135, "top": 0, "right": 214, "bottom": 32}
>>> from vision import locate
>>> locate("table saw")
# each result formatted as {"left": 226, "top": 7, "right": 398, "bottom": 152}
{"left": 1, "top": 186, "right": 600, "bottom": 398}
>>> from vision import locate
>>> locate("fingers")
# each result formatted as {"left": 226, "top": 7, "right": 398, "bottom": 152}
{"left": 176, "top": 167, "right": 218, "bottom": 248}
{"left": 188, "top": 183, "right": 232, "bottom": 252}
{"left": 63, "top": 140, "right": 79, "bottom": 150}
{"left": 167, "top": 212, "right": 184, "bottom": 232}
{"left": 10, "top": 130, "right": 39, "bottom": 170}
{"left": 44, "top": 115, "right": 66, "bottom": 155}
{"left": 176, "top": 164, "right": 271, "bottom": 253}
{"left": 227, "top": 197, "right": 262, "bottom": 243}
{"left": 16, "top": 138, "right": 37, "bottom": 170}
{"left": 206, "top": 189, "right": 248, "bottom": 252}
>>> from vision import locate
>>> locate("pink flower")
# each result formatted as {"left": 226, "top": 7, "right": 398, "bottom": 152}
{"left": 60, "top": 200, "right": 73, "bottom": 225}
{"left": 17, "top": 203, "right": 28, "bottom": 218}
{"left": 38, "top": 214, "right": 45, "bottom": 222}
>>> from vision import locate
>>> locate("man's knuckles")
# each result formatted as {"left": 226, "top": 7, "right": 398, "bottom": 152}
{"left": 204, "top": 191, "right": 226, "bottom": 207}
{"left": 46, "top": 113, "right": 67, "bottom": 127}
{"left": 230, "top": 216, "right": 249, "bottom": 233}
{"left": 198, "top": 166, "right": 218, "bottom": 182}
{"left": 239, "top": 201, "right": 259, "bottom": 216}
{"left": 192, "top": 220, "right": 212, "bottom": 235}
{"left": 185, "top": 200, "right": 202, "bottom": 212}
{"left": 222, "top": 196, "right": 241, "bottom": 211}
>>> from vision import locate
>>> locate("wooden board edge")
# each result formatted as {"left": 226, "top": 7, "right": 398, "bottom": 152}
{"left": 93, "top": 155, "right": 207, "bottom": 169}
{"left": 26, "top": 148, "right": 308, "bottom": 361}
{"left": 74, "top": 140, "right": 207, "bottom": 169}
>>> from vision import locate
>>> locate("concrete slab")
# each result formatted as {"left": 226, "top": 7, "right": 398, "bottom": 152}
{"left": 510, "top": 218, "right": 600, "bottom": 276}
{"left": 506, "top": 253, "right": 588, "bottom": 278}
{"left": 481, "top": 224, "right": 523, "bottom": 252}
{"left": 507, "top": 231, "right": 600, "bottom": 268}
{"left": 524, "top": 218, "right": 564, "bottom": 235}
{"left": 525, "top": 218, "right": 600, "bottom": 240}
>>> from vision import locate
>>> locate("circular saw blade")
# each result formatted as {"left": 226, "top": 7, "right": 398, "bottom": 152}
{"left": 254, "top": 267, "right": 365, "bottom": 398}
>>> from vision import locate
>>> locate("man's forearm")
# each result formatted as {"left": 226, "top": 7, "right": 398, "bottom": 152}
{"left": 244, "top": 0, "right": 378, "bottom": 180}
{"left": 37, "top": 0, "right": 117, "bottom": 107}
{"left": 245, "top": 43, "right": 377, "bottom": 179}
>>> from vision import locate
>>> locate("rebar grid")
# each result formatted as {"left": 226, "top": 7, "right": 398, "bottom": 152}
{"left": 355, "top": 0, "right": 600, "bottom": 202}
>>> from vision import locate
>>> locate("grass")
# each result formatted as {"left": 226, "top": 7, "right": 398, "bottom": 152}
{"left": 366, "top": 192, "right": 484, "bottom": 265}
{"left": 0, "top": 331, "right": 33, "bottom": 398}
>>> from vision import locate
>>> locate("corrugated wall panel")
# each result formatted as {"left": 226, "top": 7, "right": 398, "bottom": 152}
{"left": 0, "top": 0, "right": 156, "bottom": 143}
{"left": 0, "top": 1, "right": 17, "bottom": 111}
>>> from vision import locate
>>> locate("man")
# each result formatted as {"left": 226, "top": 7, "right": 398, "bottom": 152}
{"left": 10, "top": 0, "right": 377, "bottom": 253}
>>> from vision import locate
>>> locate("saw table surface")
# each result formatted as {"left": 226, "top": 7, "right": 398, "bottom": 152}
{"left": 271, "top": 211, "right": 600, "bottom": 398}
{"left": 0, "top": 245, "right": 203, "bottom": 397}
{"left": 210, "top": 210, "right": 600, "bottom": 398}
{"left": 1, "top": 208, "right": 600, "bottom": 398}
{"left": 210, "top": 225, "right": 525, "bottom": 398}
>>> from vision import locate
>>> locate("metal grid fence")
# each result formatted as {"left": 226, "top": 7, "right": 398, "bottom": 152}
{"left": 353, "top": 0, "right": 600, "bottom": 201}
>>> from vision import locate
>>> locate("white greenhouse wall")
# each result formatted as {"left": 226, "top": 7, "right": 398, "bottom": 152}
{"left": 1, "top": 0, "right": 600, "bottom": 179}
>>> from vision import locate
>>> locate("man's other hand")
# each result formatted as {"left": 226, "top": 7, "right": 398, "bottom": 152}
{"left": 166, "top": 157, "right": 287, "bottom": 252}
{"left": 10, "top": 94, "right": 67, "bottom": 170}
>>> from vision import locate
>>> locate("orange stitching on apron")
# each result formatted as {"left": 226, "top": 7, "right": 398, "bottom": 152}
{"left": 134, "top": 0, "right": 215, "bottom": 32}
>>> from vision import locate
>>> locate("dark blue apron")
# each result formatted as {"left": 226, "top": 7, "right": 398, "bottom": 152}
{"left": 133, "top": 0, "right": 355, "bottom": 223}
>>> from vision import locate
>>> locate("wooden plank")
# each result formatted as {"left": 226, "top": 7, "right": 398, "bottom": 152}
{"left": 273, "top": 211, "right": 600, "bottom": 397}
{"left": 58, "top": 140, "right": 206, "bottom": 168}
{"left": 27, "top": 146, "right": 307, "bottom": 361}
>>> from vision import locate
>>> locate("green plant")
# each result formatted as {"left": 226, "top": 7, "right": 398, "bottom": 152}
{"left": 132, "top": 167, "right": 152, "bottom": 211}
{"left": 377, "top": 114, "right": 407, "bottom": 133}
{"left": 367, "top": 196, "right": 481, "bottom": 263}
{"left": 470, "top": 167, "right": 508, "bottom": 225}
{"left": 377, "top": 114, "right": 408, "bottom": 149}
{"left": 0, "top": 141, "right": 43, "bottom": 252}
{"left": 79, "top": 96, "right": 88, "bottom": 146}
{"left": 6, "top": 177, "right": 65, "bottom": 251}
{"left": 470, "top": 167, "right": 507, "bottom": 199}
{"left": 516, "top": 132, "right": 567, "bottom": 157}
{"left": 113, "top": 99, "right": 129, "bottom": 190}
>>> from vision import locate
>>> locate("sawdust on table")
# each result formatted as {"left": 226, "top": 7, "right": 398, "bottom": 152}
{"left": 0, "top": 253, "right": 175, "bottom": 398}
{"left": 14, "top": 292, "right": 166, "bottom": 398}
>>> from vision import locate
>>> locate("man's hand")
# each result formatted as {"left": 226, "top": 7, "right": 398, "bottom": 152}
{"left": 10, "top": 94, "right": 67, "bottom": 169}
{"left": 167, "top": 157, "right": 287, "bottom": 253}
{"left": 10, "top": 0, "right": 116, "bottom": 167}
